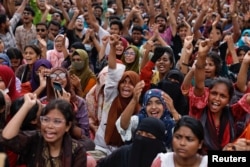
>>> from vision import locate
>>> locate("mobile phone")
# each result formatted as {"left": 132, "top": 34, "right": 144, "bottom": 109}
{"left": 53, "top": 82, "right": 63, "bottom": 95}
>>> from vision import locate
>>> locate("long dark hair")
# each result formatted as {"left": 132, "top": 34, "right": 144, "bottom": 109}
{"left": 174, "top": 116, "right": 204, "bottom": 143}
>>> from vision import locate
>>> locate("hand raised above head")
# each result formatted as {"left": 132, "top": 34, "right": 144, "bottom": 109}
{"left": 132, "top": 80, "right": 145, "bottom": 102}
{"left": 101, "top": 35, "right": 110, "bottom": 45}
{"left": 109, "top": 34, "right": 120, "bottom": 46}
{"left": 24, "top": 93, "right": 37, "bottom": 106}
{"left": 198, "top": 39, "right": 211, "bottom": 57}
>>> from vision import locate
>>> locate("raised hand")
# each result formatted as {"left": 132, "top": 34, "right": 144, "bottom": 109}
{"left": 198, "top": 39, "right": 211, "bottom": 57}
{"left": 132, "top": 80, "right": 145, "bottom": 102}
{"left": 183, "top": 35, "right": 194, "bottom": 55}
{"left": 37, "top": 34, "right": 47, "bottom": 48}
{"left": 70, "top": 74, "right": 81, "bottom": 87}
{"left": 161, "top": 92, "right": 175, "bottom": 112}
{"left": 56, "top": 88, "right": 71, "bottom": 102}
{"left": 212, "top": 13, "right": 220, "bottom": 27}
{"left": 144, "top": 40, "right": 154, "bottom": 52}
{"left": 24, "top": 93, "right": 37, "bottom": 107}
{"left": 101, "top": 35, "right": 110, "bottom": 46}
{"left": 109, "top": 34, "right": 120, "bottom": 47}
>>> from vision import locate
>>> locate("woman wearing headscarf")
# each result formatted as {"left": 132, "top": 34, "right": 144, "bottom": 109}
{"left": 61, "top": 42, "right": 86, "bottom": 69}
{"left": 15, "top": 45, "right": 41, "bottom": 83}
{"left": 86, "top": 66, "right": 108, "bottom": 139}
{"left": 88, "top": 35, "right": 140, "bottom": 160}
{"left": 237, "top": 29, "right": 250, "bottom": 48}
{"left": 0, "top": 66, "right": 21, "bottom": 101}
{"left": 121, "top": 45, "right": 140, "bottom": 73}
{"left": 69, "top": 49, "right": 96, "bottom": 98}
{"left": 20, "top": 59, "right": 52, "bottom": 97}
{"left": 46, "top": 34, "right": 69, "bottom": 68}
{"left": 0, "top": 53, "right": 22, "bottom": 93}
{"left": 116, "top": 88, "right": 179, "bottom": 149}
{"left": 98, "top": 117, "right": 166, "bottom": 167}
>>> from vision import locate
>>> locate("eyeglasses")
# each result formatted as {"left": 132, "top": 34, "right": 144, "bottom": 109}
{"left": 36, "top": 29, "right": 46, "bottom": 32}
{"left": 50, "top": 73, "right": 66, "bottom": 79}
{"left": 124, "top": 51, "right": 136, "bottom": 56}
{"left": 40, "top": 116, "right": 66, "bottom": 127}
{"left": 23, "top": 12, "right": 31, "bottom": 15}
{"left": 53, "top": 13, "right": 60, "bottom": 17}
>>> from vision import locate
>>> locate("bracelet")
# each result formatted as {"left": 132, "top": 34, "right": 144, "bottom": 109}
{"left": 195, "top": 63, "right": 206, "bottom": 69}
{"left": 182, "top": 61, "right": 190, "bottom": 67}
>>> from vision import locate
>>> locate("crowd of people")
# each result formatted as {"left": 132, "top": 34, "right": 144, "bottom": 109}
{"left": 0, "top": 0, "right": 250, "bottom": 166}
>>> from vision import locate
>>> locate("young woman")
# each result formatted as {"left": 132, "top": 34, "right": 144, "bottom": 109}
{"left": 86, "top": 66, "right": 108, "bottom": 139}
{"left": 6, "top": 47, "right": 23, "bottom": 72}
{"left": 15, "top": 45, "right": 41, "bottom": 83}
{"left": 20, "top": 59, "right": 52, "bottom": 97}
{"left": 89, "top": 35, "right": 140, "bottom": 160}
{"left": 141, "top": 46, "right": 175, "bottom": 91}
{"left": 186, "top": 40, "right": 250, "bottom": 152}
{"left": 151, "top": 116, "right": 207, "bottom": 167}
{"left": 40, "top": 67, "right": 90, "bottom": 138}
{"left": 121, "top": 45, "right": 140, "bottom": 73}
{"left": 69, "top": 49, "right": 96, "bottom": 98}
{"left": 0, "top": 66, "right": 21, "bottom": 101}
{"left": 116, "top": 88, "right": 179, "bottom": 149}
{"left": 2, "top": 94, "right": 87, "bottom": 166}
{"left": 46, "top": 34, "right": 69, "bottom": 68}
{"left": 98, "top": 117, "right": 166, "bottom": 167}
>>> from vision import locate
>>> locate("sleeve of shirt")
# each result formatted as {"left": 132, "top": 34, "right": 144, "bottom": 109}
{"left": 104, "top": 64, "right": 125, "bottom": 101}
{"left": 14, "top": 27, "right": 21, "bottom": 50}
{"left": 140, "top": 61, "right": 155, "bottom": 92}
{"left": 98, "top": 26, "right": 110, "bottom": 56}
{"left": 75, "top": 97, "right": 90, "bottom": 137}
{"left": 231, "top": 93, "right": 250, "bottom": 121}
{"left": 188, "top": 87, "right": 209, "bottom": 117}
{"left": 115, "top": 115, "right": 139, "bottom": 142}
{"left": 10, "top": 13, "right": 21, "bottom": 31}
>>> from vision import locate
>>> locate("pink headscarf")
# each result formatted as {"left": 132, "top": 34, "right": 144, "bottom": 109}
{"left": 46, "top": 34, "right": 69, "bottom": 68}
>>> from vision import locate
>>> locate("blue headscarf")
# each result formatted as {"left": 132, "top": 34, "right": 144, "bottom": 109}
{"left": 137, "top": 88, "right": 175, "bottom": 148}
{"left": 0, "top": 53, "right": 11, "bottom": 66}
{"left": 237, "top": 29, "right": 250, "bottom": 47}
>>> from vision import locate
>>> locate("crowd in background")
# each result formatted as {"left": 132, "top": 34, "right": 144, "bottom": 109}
{"left": 0, "top": 0, "right": 250, "bottom": 166}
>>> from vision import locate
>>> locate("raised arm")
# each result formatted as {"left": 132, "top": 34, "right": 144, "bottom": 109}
{"left": 116, "top": 0, "right": 123, "bottom": 16}
{"left": 193, "top": 0, "right": 208, "bottom": 40}
{"left": 98, "top": 35, "right": 109, "bottom": 61}
{"left": 2, "top": 93, "right": 37, "bottom": 139}
{"left": 194, "top": 39, "right": 211, "bottom": 96}
{"left": 236, "top": 51, "right": 250, "bottom": 93}
{"left": 86, "top": 0, "right": 99, "bottom": 33}
{"left": 15, "top": 0, "right": 29, "bottom": 14}
{"left": 164, "top": 0, "right": 177, "bottom": 36}
{"left": 229, "top": 0, "right": 240, "bottom": 42}
{"left": 123, "top": 5, "right": 141, "bottom": 36}
{"left": 225, "top": 35, "right": 239, "bottom": 65}
{"left": 67, "top": 8, "right": 79, "bottom": 30}
{"left": 57, "top": 0, "right": 70, "bottom": 26}
{"left": 108, "top": 34, "right": 120, "bottom": 69}
{"left": 178, "top": 35, "right": 194, "bottom": 75}
{"left": 148, "top": 0, "right": 156, "bottom": 27}
{"left": 120, "top": 80, "right": 145, "bottom": 130}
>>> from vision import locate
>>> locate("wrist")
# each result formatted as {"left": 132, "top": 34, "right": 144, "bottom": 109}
{"left": 231, "top": 13, "right": 238, "bottom": 18}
